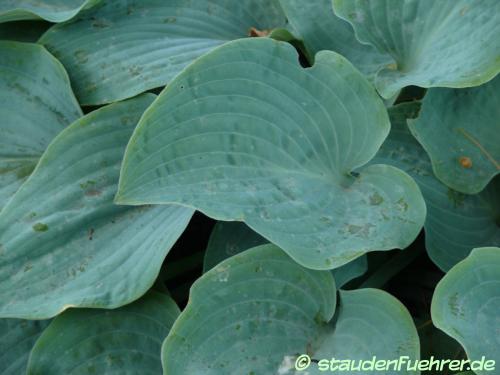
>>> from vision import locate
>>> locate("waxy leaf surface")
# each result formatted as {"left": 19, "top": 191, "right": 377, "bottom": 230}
{"left": 278, "top": 0, "right": 391, "bottom": 80}
{"left": 40, "top": 0, "right": 287, "bottom": 105}
{"left": 28, "top": 292, "right": 179, "bottom": 375}
{"left": 333, "top": 0, "right": 500, "bottom": 98}
{"left": 0, "top": 94, "right": 194, "bottom": 319}
{"left": 0, "top": 41, "right": 82, "bottom": 211}
{"left": 432, "top": 247, "right": 500, "bottom": 373}
{"left": 163, "top": 245, "right": 419, "bottom": 374}
{"left": 117, "top": 38, "right": 426, "bottom": 270}
{"left": 0, "top": 0, "right": 97, "bottom": 23}
{"left": 408, "top": 77, "right": 500, "bottom": 194}
{"left": 0, "top": 319, "right": 49, "bottom": 375}
{"left": 372, "top": 103, "right": 500, "bottom": 271}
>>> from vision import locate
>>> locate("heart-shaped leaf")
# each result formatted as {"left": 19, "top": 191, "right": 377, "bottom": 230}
{"left": 0, "top": 0, "right": 97, "bottom": 23}
{"left": 372, "top": 103, "right": 500, "bottom": 271}
{"left": 27, "top": 291, "right": 179, "bottom": 375}
{"left": 162, "top": 243, "right": 337, "bottom": 374}
{"left": 431, "top": 247, "right": 500, "bottom": 374}
{"left": 333, "top": 0, "right": 500, "bottom": 98}
{"left": 39, "top": 0, "right": 287, "bottom": 105}
{"left": 0, "top": 319, "right": 49, "bottom": 375}
{"left": 0, "top": 41, "right": 82, "bottom": 212}
{"left": 278, "top": 0, "right": 392, "bottom": 80}
{"left": 116, "top": 37, "right": 426, "bottom": 270}
{"left": 162, "top": 244, "right": 419, "bottom": 374}
{"left": 0, "top": 94, "right": 194, "bottom": 319}
{"left": 408, "top": 77, "right": 500, "bottom": 194}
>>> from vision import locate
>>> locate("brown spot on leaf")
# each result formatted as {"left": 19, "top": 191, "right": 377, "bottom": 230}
{"left": 459, "top": 156, "right": 472, "bottom": 168}
{"left": 88, "top": 228, "right": 94, "bottom": 240}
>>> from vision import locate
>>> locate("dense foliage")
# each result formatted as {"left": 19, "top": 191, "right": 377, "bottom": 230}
{"left": 0, "top": 1, "right": 498, "bottom": 374}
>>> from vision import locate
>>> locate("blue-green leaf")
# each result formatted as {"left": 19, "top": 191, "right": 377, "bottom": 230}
{"left": 0, "top": 94, "right": 194, "bottom": 319}
{"left": 0, "top": 319, "right": 49, "bottom": 375}
{"left": 278, "top": 0, "right": 391, "bottom": 80}
{"left": 372, "top": 103, "right": 500, "bottom": 271}
{"left": 408, "top": 77, "right": 500, "bottom": 194}
{"left": 162, "top": 245, "right": 419, "bottom": 374}
{"left": 0, "top": 41, "right": 82, "bottom": 212}
{"left": 27, "top": 291, "right": 179, "bottom": 375}
{"left": 203, "top": 222, "right": 266, "bottom": 272}
{"left": 39, "top": 0, "right": 287, "bottom": 105}
{"left": 0, "top": 0, "right": 98, "bottom": 23}
{"left": 116, "top": 38, "right": 426, "bottom": 270}
{"left": 333, "top": 0, "right": 500, "bottom": 98}
{"left": 431, "top": 247, "right": 500, "bottom": 374}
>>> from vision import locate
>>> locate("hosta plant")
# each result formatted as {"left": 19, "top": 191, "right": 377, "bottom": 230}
{"left": 0, "top": 0, "right": 498, "bottom": 374}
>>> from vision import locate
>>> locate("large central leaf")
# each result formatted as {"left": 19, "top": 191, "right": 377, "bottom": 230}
{"left": 0, "top": 94, "right": 194, "bottom": 319}
{"left": 117, "top": 38, "right": 426, "bottom": 270}
{"left": 333, "top": 0, "right": 500, "bottom": 98}
{"left": 39, "top": 0, "right": 287, "bottom": 105}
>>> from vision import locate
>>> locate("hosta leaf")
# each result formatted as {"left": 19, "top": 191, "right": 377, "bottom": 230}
{"left": 0, "top": 21, "right": 51, "bottom": 42}
{"left": 203, "top": 221, "right": 367, "bottom": 287}
{"left": 39, "top": 0, "right": 287, "bottom": 105}
{"left": 0, "top": 319, "right": 49, "bottom": 375}
{"left": 162, "top": 244, "right": 337, "bottom": 374}
{"left": 203, "top": 222, "right": 266, "bottom": 272}
{"left": 372, "top": 103, "right": 500, "bottom": 271}
{"left": 332, "top": 254, "right": 367, "bottom": 288}
{"left": 431, "top": 247, "right": 500, "bottom": 374}
{"left": 27, "top": 291, "right": 179, "bottom": 375}
{"left": 278, "top": 0, "right": 391, "bottom": 80}
{"left": 0, "top": 94, "right": 194, "bottom": 319}
{"left": 116, "top": 38, "right": 426, "bottom": 270}
{"left": 162, "top": 244, "right": 419, "bottom": 374}
{"left": 333, "top": 0, "right": 500, "bottom": 98}
{"left": 305, "top": 289, "right": 420, "bottom": 375}
{"left": 0, "top": 41, "right": 82, "bottom": 211}
{"left": 0, "top": 0, "right": 97, "bottom": 23}
{"left": 408, "top": 77, "right": 500, "bottom": 194}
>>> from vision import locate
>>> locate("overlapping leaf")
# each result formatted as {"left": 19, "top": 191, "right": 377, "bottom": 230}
{"left": 203, "top": 221, "right": 367, "bottom": 287}
{"left": 39, "top": 0, "right": 287, "bottom": 105}
{"left": 304, "top": 289, "right": 420, "bottom": 375}
{"left": 0, "top": 94, "right": 194, "bottom": 319}
{"left": 278, "top": 0, "right": 391, "bottom": 80}
{"left": 162, "top": 244, "right": 419, "bottom": 374}
{"left": 431, "top": 247, "right": 500, "bottom": 374}
{"left": 0, "top": 41, "right": 82, "bottom": 211}
{"left": 333, "top": 0, "right": 500, "bottom": 98}
{"left": 0, "top": 319, "right": 49, "bottom": 375}
{"left": 203, "top": 222, "right": 266, "bottom": 272}
{"left": 372, "top": 103, "right": 500, "bottom": 271}
{"left": 27, "top": 291, "right": 179, "bottom": 375}
{"left": 332, "top": 254, "right": 368, "bottom": 288}
{"left": 0, "top": 0, "right": 97, "bottom": 23}
{"left": 116, "top": 38, "right": 426, "bottom": 270}
{"left": 408, "top": 77, "right": 500, "bottom": 194}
